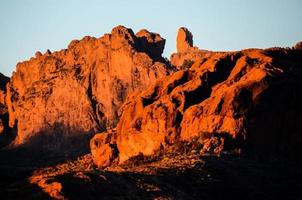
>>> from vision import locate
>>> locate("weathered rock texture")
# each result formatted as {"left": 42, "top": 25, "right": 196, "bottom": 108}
{"left": 92, "top": 46, "right": 302, "bottom": 166}
{"left": 3, "top": 26, "right": 171, "bottom": 154}
{"left": 90, "top": 129, "right": 117, "bottom": 167}
{"left": 171, "top": 27, "right": 209, "bottom": 69}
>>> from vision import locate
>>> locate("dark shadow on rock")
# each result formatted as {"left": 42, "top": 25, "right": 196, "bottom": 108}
{"left": 202, "top": 155, "right": 302, "bottom": 200}
{"left": 48, "top": 169, "right": 222, "bottom": 200}
{"left": 0, "top": 116, "right": 16, "bottom": 149}
{"left": 0, "top": 123, "right": 97, "bottom": 199}
{"left": 135, "top": 32, "right": 166, "bottom": 63}
{"left": 20, "top": 155, "right": 302, "bottom": 200}
{"left": 0, "top": 152, "right": 52, "bottom": 200}
{"left": 3, "top": 122, "right": 96, "bottom": 167}
{"left": 245, "top": 82, "right": 302, "bottom": 164}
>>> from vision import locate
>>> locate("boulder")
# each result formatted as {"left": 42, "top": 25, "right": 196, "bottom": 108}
{"left": 90, "top": 129, "right": 117, "bottom": 167}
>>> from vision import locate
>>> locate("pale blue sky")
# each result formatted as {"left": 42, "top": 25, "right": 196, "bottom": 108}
{"left": 0, "top": 0, "right": 301, "bottom": 76}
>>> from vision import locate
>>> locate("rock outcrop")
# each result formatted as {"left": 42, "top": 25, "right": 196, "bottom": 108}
{"left": 171, "top": 27, "right": 209, "bottom": 69}
{"left": 294, "top": 41, "right": 302, "bottom": 50}
{"left": 0, "top": 73, "right": 12, "bottom": 147}
{"left": 91, "top": 45, "right": 302, "bottom": 166}
{"left": 0, "top": 73, "right": 9, "bottom": 113}
{"left": 3, "top": 25, "right": 171, "bottom": 155}
{"left": 177, "top": 27, "right": 193, "bottom": 53}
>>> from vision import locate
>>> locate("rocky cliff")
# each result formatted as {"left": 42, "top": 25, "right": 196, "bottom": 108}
{"left": 1, "top": 25, "right": 302, "bottom": 168}
{"left": 91, "top": 33, "right": 302, "bottom": 166}
{"left": 2, "top": 26, "right": 172, "bottom": 156}
{"left": 1, "top": 25, "right": 302, "bottom": 200}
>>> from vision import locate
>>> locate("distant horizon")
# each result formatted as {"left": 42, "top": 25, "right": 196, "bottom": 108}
{"left": 1, "top": 0, "right": 302, "bottom": 77}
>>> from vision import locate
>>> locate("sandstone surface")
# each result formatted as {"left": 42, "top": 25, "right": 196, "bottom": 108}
{"left": 177, "top": 27, "right": 193, "bottom": 53}
{"left": 92, "top": 43, "right": 302, "bottom": 166}
{"left": 171, "top": 27, "right": 209, "bottom": 69}
{"left": 3, "top": 26, "right": 171, "bottom": 155}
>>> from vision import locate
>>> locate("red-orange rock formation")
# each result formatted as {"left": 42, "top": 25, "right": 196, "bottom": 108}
{"left": 90, "top": 129, "right": 117, "bottom": 167}
{"left": 171, "top": 27, "right": 209, "bottom": 69}
{"left": 91, "top": 44, "right": 302, "bottom": 166}
{"left": 177, "top": 27, "right": 193, "bottom": 53}
{"left": 3, "top": 26, "right": 171, "bottom": 154}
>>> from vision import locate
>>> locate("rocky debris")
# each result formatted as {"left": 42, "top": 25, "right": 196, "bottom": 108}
{"left": 2, "top": 150, "right": 301, "bottom": 200}
{"left": 3, "top": 25, "right": 171, "bottom": 155}
{"left": 33, "top": 179, "right": 63, "bottom": 200}
{"left": 171, "top": 27, "right": 209, "bottom": 69}
{"left": 92, "top": 45, "right": 302, "bottom": 166}
{"left": 200, "top": 137, "right": 225, "bottom": 155}
{"left": 27, "top": 154, "right": 93, "bottom": 199}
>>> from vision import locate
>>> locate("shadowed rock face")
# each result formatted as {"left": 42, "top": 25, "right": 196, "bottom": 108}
{"left": 0, "top": 73, "right": 9, "bottom": 110}
{"left": 3, "top": 25, "right": 172, "bottom": 155}
{"left": 91, "top": 45, "right": 302, "bottom": 166}
{"left": 136, "top": 29, "right": 166, "bottom": 60}
{"left": 0, "top": 73, "right": 11, "bottom": 147}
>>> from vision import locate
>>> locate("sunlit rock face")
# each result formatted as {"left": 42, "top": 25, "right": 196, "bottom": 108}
{"left": 91, "top": 30, "right": 302, "bottom": 166}
{"left": 171, "top": 27, "right": 210, "bottom": 69}
{"left": 176, "top": 27, "right": 193, "bottom": 53}
{"left": 3, "top": 25, "right": 172, "bottom": 155}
